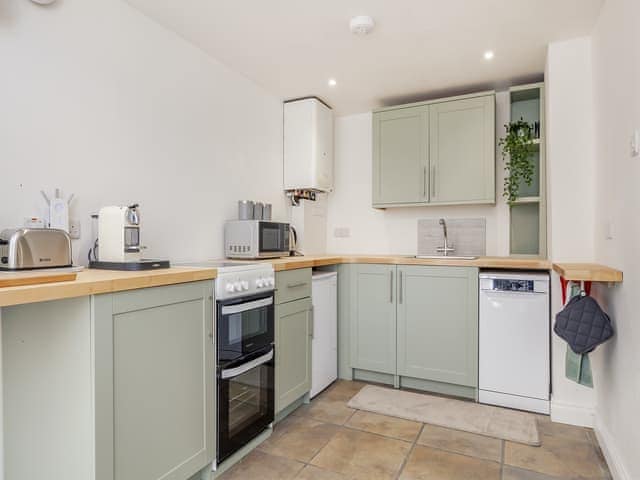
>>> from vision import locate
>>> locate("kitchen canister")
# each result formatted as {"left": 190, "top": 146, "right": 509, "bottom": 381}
{"left": 238, "top": 200, "right": 254, "bottom": 220}
{"left": 262, "top": 203, "right": 272, "bottom": 221}
{"left": 253, "top": 202, "right": 264, "bottom": 220}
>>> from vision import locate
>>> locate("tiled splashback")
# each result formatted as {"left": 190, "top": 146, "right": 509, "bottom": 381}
{"left": 417, "top": 218, "right": 486, "bottom": 256}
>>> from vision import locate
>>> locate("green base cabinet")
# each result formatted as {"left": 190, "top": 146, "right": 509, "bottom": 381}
{"left": 94, "top": 281, "right": 215, "bottom": 480}
{"left": 349, "top": 264, "right": 397, "bottom": 375}
{"left": 275, "top": 297, "right": 313, "bottom": 413}
{"left": 274, "top": 268, "right": 313, "bottom": 415}
{"left": 2, "top": 281, "right": 215, "bottom": 480}
{"left": 397, "top": 266, "right": 478, "bottom": 387}
{"left": 344, "top": 264, "right": 479, "bottom": 396}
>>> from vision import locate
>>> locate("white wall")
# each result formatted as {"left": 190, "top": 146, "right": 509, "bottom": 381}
{"left": 544, "top": 37, "right": 598, "bottom": 426}
{"left": 546, "top": 37, "right": 597, "bottom": 262}
{"left": 0, "top": 0, "right": 287, "bottom": 265}
{"left": 326, "top": 92, "right": 511, "bottom": 256}
{"left": 0, "top": 1, "right": 286, "bottom": 478}
{"left": 590, "top": 0, "right": 640, "bottom": 478}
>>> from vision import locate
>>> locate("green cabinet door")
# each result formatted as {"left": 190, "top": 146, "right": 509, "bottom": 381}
{"left": 275, "top": 297, "right": 312, "bottom": 413}
{"left": 93, "top": 281, "right": 215, "bottom": 480}
{"left": 350, "top": 264, "right": 397, "bottom": 375}
{"left": 396, "top": 266, "right": 478, "bottom": 387}
{"left": 429, "top": 95, "right": 495, "bottom": 204}
{"left": 372, "top": 106, "right": 429, "bottom": 206}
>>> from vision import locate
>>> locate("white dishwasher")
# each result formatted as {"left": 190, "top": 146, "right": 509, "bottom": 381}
{"left": 479, "top": 271, "right": 550, "bottom": 414}
{"left": 310, "top": 271, "right": 338, "bottom": 398}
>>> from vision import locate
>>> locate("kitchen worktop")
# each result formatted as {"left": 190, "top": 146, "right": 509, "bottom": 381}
{"left": 265, "top": 255, "right": 553, "bottom": 271}
{"left": 1, "top": 256, "right": 622, "bottom": 308}
{"left": 0, "top": 267, "right": 218, "bottom": 308}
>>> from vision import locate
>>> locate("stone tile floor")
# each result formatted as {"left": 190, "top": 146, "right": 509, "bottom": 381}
{"left": 219, "top": 380, "right": 611, "bottom": 480}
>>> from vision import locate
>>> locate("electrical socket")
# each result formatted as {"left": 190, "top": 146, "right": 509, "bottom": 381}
{"left": 69, "top": 219, "right": 81, "bottom": 239}
{"left": 631, "top": 130, "right": 640, "bottom": 157}
{"left": 606, "top": 220, "right": 615, "bottom": 240}
{"left": 334, "top": 227, "right": 351, "bottom": 238}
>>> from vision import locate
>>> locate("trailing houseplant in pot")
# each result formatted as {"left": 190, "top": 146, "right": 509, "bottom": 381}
{"left": 499, "top": 118, "right": 537, "bottom": 205}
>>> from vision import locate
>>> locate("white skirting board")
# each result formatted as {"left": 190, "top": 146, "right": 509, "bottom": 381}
{"left": 479, "top": 390, "right": 549, "bottom": 414}
{"left": 550, "top": 400, "right": 595, "bottom": 427}
{"left": 595, "top": 417, "right": 631, "bottom": 480}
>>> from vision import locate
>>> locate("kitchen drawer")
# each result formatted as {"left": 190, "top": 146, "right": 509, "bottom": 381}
{"left": 276, "top": 268, "right": 312, "bottom": 304}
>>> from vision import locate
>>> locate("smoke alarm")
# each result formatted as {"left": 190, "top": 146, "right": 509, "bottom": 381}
{"left": 350, "top": 16, "right": 375, "bottom": 35}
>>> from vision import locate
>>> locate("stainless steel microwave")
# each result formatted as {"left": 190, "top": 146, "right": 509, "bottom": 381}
{"left": 224, "top": 220, "right": 290, "bottom": 259}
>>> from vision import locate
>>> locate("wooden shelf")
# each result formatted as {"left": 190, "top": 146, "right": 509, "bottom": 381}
{"left": 512, "top": 196, "right": 541, "bottom": 204}
{"left": 553, "top": 263, "right": 623, "bottom": 283}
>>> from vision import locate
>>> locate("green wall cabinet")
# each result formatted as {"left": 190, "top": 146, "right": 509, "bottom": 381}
{"left": 275, "top": 297, "right": 313, "bottom": 413}
{"left": 396, "top": 266, "right": 478, "bottom": 387}
{"left": 94, "top": 281, "right": 216, "bottom": 480}
{"left": 429, "top": 95, "right": 495, "bottom": 204}
{"left": 372, "top": 105, "right": 429, "bottom": 205}
{"left": 274, "top": 268, "right": 313, "bottom": 415}
{"left": 349, "top": 264, "right": 397, "bottom": 375}
{"left": 372, "top": 92, "right": 495, "bottom": 208}
{"left": 508, "top": 83, "right": 547, "bottom": 258}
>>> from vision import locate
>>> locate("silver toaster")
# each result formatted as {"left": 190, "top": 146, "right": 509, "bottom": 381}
{"left": 0, "top": 228, "right": 73, "bottom": 270}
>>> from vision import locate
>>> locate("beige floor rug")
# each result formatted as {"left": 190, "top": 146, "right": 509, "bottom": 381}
{"left": 348, "top": 385, "right": 540, "bottom": 446}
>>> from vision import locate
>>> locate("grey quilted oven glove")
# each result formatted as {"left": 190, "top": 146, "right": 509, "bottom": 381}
{"left": 554, "top": 295, "right": 614, "bottom": 354}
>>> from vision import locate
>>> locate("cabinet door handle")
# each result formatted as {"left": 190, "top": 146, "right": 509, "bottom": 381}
{"left": 309, "top": 306, "right": 314, "bottom": 339}
{"left": 399, "top": 271, "right": 403, "bottom": 304}
{"left": 389, "top": 270, "right": 394, "bottom": 303}
{"left": 423, "top": 166, "right": 427, "bottom": 199}
{"left": 287, "top": 282, "right": 308, "bottom": 289}
{"left": 431, "top": 165, "right": 436, "bottom": 199}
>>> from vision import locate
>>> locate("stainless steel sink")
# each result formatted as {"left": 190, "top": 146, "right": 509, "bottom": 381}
{"left": 413, "top": 255, "right": 478, "bottom": 260}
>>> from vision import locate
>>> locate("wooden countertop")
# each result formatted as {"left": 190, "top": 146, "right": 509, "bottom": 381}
{"left": 265, "top": 255, "right": 552, "bottom": 271}
{"left": 0, "top": 256, "right": 622, "bottom": 308}
{"left": 552, "top": 263, "right": 623, "bottom": 282}
{"left": 0, "top": 267, "right": 217, "bottom": 308}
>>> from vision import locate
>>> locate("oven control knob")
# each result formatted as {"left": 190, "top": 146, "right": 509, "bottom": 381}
{"left": 256, "top": 278, "right": 264, "bottom": 288}
{"left": 225, "top": 283, "right": 235, "bottom": 293}
{"left": 241, "top": 281, "right": 249, "bottom": 290}
{"left": 233, "top": 282, "right": 242, "bottom": 291}
{"left": 267, "top": 277, "right": 275, "bottom": 286}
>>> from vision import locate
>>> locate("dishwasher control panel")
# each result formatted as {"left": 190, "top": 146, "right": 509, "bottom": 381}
{"left": 479, "top": 272, "right": 549, "bottom": 294}
{"left": 491, "top": 279, "right": 534, "bottom": 292}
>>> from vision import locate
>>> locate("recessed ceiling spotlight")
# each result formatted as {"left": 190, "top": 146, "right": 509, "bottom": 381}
{"left": 350, "top": 16, "right": 375, "bottom": 35}
{"left": 484, "top": 50, "right": 495, "bottom": 60}
{"left": 328, "top": 78, "right": 337, "bottom": 87}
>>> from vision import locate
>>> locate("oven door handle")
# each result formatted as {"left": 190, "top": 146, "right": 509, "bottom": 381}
{"left": 221, "top": 297, "right": 273, "bottom": 315}
{"left": 220, "top": 348, "right": 274, "bottom": 380}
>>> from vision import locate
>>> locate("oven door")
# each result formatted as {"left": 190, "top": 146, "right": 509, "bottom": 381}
{"left": 258, "top": 222, "right": 290, "bottom": 254}
{"left": 217, "top": 346, "right": 275, "bottom": 464}
{"left": 217, "top": 293, "right": 274, "bottom": 360}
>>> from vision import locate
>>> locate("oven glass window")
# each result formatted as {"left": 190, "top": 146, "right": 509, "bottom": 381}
{"left": 218, "top": 357, "right": 274, "bottom": 463}
{"left": 225, "top": 308, "right": 269, "bottom": 350}
{"left": 228, "top": 366, "right": 269, "bottom": 436}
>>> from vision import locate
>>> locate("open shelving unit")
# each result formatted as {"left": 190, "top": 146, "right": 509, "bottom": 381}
{"left": 508, "top": 83, "right": 547, "bottom": 257}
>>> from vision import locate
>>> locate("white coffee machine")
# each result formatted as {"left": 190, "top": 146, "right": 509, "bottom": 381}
{"left": 98, "top": 204, "right": 142, "bottom": 263}
{"left": 90, "top": 204, "right": 169, "bottom": 270}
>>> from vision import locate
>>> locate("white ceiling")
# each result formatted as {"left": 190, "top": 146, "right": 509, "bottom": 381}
{"left": 126, "top": 0, "right": 604, "bottom": 115}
